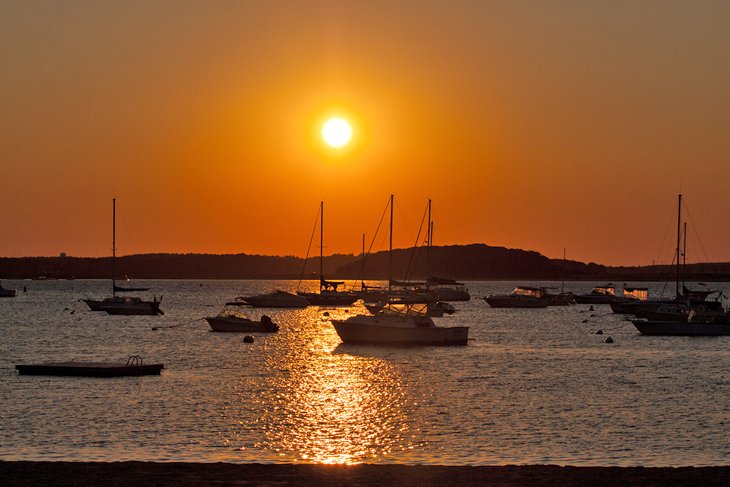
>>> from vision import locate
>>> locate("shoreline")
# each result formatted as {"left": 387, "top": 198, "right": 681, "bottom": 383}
{"left": 2, "top": 462, "right": 730, "bottom": 486}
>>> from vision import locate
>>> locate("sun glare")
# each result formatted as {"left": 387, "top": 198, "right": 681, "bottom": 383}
{"left": 321, "top": 117, "right": 352, "bottom": 148}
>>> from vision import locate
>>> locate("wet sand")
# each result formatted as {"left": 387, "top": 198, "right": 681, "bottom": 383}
{"left": 1, "top": 462, "right": 729, "bottom": 486}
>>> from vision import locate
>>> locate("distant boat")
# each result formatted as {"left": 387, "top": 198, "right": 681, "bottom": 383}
{"left": 205, "top": 308, "right": 279, "bottom": 333}
{"left": 0, "top": 281, "right": 16, "bottom": 298}
{"left": 238, "top": 290, "right": 308, "bottom": 308}
{"left": 573, "top": 284, "right": 617, "bottom": 304}
{"left": 332, "top": 302, "right": 469, "bottom": 346}
{"left": 82, "top": 198, "right": 163, "bottom": 316}
{"left": 296, "top": 201, "right": 358, "bottom": 306}
{"left": 484, "top": 286, "right": 549, "bottom": 308}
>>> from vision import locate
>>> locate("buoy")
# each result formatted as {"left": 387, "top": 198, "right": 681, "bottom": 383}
{"left": 323, "top": 311, "right": 330, "bottom": 317}
{"left": 589, "top": 305, "right": 594, "bottom": 311}
{"left": 581, "top": 319, "right": 588, "bottom": 323}
{"left": 605, "top": 336, "right": 614, "bottom": 343}
{"left": 596, "top": 329, "right": 603, "bottom": 335}
{"left": 70, "top": 310, "right": 75, "bottom": 315}
{"left": 243, "top": 335, "right": 254, "bottom": 343}
{"left": 151, "top": 327, "right": 158, "bottom": 331}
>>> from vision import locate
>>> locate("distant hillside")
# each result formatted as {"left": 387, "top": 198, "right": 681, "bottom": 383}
{"left": 334, "top": 244, "right": 604, "bottom": 280}
{"left": 1, "top": 244, "right": 729, "bottom": 280}
{"left": 0, "top": 253, "right": 357, "bottom": 280}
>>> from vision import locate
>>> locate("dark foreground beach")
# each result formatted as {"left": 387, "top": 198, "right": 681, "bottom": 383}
{"left": 2, "top": 462, "right": 729, "bottom": 486}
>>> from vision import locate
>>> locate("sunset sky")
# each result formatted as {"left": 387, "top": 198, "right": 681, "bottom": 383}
{"left": 1, "top": 1, "right": 729, "bottom": 266}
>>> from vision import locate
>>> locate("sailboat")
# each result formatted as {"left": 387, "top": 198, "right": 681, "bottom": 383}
{"left": 423, "top": 200, "right": 471, "bottom": 301}
{"left": 631, "top": 194, "right": 729, "bottom": 335}
{"left": 296, "top": 201, "right": 358, "bottom": 306}
{"left": 82, "top": 199, "right": 163, "bottom": 316}
{"left": 354, "top": 195, "right": 436, "bottom": 304}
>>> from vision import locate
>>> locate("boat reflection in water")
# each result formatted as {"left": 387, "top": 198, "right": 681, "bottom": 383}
{"left": 231, "top": 307, "right": 418, "bottom": 464}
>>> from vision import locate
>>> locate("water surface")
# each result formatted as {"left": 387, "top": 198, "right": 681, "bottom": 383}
{"left": 1, "top": 279, "right": 728, "bottom": 466}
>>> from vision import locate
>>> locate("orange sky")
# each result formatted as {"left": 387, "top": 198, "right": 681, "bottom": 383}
{"left": 1, "top": 2, "right": 729, "bottom": 266}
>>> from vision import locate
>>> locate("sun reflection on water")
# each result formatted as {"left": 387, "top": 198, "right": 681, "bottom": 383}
{"left": 250, "top": 306, "right": 415, "bottom": 464}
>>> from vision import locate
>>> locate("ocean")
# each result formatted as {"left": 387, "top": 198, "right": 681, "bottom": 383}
{"left": 1, "top": 279, "right": 728, "bottom": 466}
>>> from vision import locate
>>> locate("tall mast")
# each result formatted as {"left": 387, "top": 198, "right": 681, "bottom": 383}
{"left": 683, "top": 221, "right": 687, "bottom": 291}
{"left": 427, "top": 198, "right": 432, "bottom": 277}
{"left": 362, "top": 233, "right": 365, "bottom": 257}
{"left": 561, "top": 248, "right": 566, "bottom": 294}
{"left": 320, "top": 201, "right": 324, "bottom": 288}
{"left": 676, "top": 193, "right": 682, "bottom": 298}
{"left": 112, "top": 198, "right": 116, "bottom": 297}
{"left": 388, "top": 194, "right": 393, "bottom": 292}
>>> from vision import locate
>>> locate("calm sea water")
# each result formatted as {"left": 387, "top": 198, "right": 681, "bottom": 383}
{"left": 1, "top": 279, "right": 729, "bottom": 466}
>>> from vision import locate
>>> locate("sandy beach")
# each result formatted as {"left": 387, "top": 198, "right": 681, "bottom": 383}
{"left": 1, "top": 462, "right": 729, "bottom": 486}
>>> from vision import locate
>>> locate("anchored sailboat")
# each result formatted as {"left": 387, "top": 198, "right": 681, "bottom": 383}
{"left": 297, "top": 201, "right": 357, "bottom": 306}
{"left": 82, "top": 199, "right": 163, "bottom": 316}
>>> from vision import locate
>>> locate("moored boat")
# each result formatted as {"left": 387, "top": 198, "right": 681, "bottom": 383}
{"left": 238, "top": 290, "right": 308, "bottom": 308}
{"left": 82, "top": 199, "right": 163, "bottom": 316}
{"left": 296, "top": 201, "right": 358, "bottom": 307}
{"left": 0, "top": 281, "right": 16, "bottom": 298}
{"left": 574, "top": 284, "right": 617, "bottom": 304}
{"left": 632, "top": 313, "right": 730, "bottom": 336}
{"left": 205, "top": 308, "right": 279, "bottom": 333}
{"left": 332, "top": 302, "right": 469, "bottom": 346}
{"left": 484, "top": 286, "right": 549, "bottom": 308}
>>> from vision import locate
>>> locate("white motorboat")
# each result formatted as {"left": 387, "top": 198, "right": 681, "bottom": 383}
{"left": 239, "top": 290, "right": 308, "bottom": 308}
{"left": 332, "top": 303, "right": 469, "bottom": 346}
{"left": 484, "top": 286, "right": 549, "bottom": 308}
{"left": 205, "top": 308, "right": 279, "bottom": 333}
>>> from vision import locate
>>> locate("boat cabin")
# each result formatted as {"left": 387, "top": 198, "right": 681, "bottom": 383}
{"left": 511, "top": 286, "right": 547, "bottom": 299}
{"left": 589, "top": 284, "right": 615, "bottom": 296}
{"left": 623, "top": 287, "right": 649, "bottom": 301}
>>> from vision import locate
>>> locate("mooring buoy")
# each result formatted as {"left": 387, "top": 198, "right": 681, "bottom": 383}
{"left": 243, "top": 335, "right": 254, "bottom": 343}
{"left": 605, "top": 336, "right": 614, "bottom": 343}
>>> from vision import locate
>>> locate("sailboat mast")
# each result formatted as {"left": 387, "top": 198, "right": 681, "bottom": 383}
{"left": 561, "top": 248, "right": 566, "bottom": 294}
{"left": 389, "top": 194, "right": 393, "bottom": 292}
{"left": 427, "top": 199, "right": 432, "bottom": 274}
{"left": 320, "top": 201, "right": 324, "bottom": 289}
{"left": 683, "top": 221, "right": 687, "bottom": 291}
{"left": 676, "top": 193, "right": 682, "bottom": 298}
{"left": 112, "top": 198, "right": 116, "bottom": 297}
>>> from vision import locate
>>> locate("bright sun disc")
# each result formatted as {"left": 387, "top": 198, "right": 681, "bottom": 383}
{"left": 322, "top": 117, "right": 352, "bottom": 148}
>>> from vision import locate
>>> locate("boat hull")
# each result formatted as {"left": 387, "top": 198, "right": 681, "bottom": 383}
{"left": 206, "top": 317, "right": 278, "bottom": 333}
{"left": 433, "top": 288, "right": 471, "bottom": 302}
{"left": 332, "top": 320, "right": 469, "bottom": 346}
{"left": 574, "top": 295, "right": 616, "bottom": 304}
{"left": 632, "top": 320, "right": 730, "bottom": 336}
{"left": 0, "top": 289, "right": 17, "bottom": 297}
{"left": 484, "top": 296, "right": 547, "bottom": 308}
{"left": 242, "top": 296, "right": 308, "bottom": 308}
{"left": 298, "top": 292, "right": 358, "bottom": 306}
{"left": 101, "top": 301, "right": 163, "bottom": 316}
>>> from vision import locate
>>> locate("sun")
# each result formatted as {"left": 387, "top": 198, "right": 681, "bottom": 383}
{"left": 321, "top": 117, "right": 352, "bottom": 148}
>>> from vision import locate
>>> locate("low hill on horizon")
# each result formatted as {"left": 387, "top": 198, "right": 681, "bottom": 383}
{"left": 1, "top": 244, "right": 729, "bottom": 281}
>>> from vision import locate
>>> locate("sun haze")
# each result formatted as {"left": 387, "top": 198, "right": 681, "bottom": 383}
{"left": 2, "top": 3, "right": 730, "bottom": 265}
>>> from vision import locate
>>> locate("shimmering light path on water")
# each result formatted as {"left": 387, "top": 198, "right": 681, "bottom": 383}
{"left": 1, "top": 280, "right": 729, "bottom": 466}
